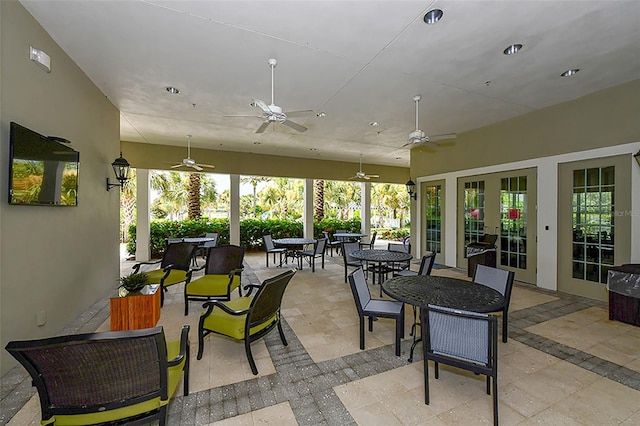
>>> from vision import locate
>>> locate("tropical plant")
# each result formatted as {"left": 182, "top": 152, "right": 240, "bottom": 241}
{"left": 119, "top": 272, "right": 148, "bottom": 293}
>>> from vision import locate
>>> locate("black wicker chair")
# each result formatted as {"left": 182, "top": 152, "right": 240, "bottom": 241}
{"left": 197, "top": 269, "right": 297, "bottom": 375}
{"left": 5, "top": 325, "right": 190, "bottom": 426}
{"left": 132, "top": 241, "right": 197, "bottom": 306}
{"left": 184, "top": 244, "right": 245, "bottom": 315}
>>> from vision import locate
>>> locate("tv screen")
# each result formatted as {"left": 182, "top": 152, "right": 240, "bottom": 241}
{"left": 8, "top": 122, "right": 79, "bottom": 206}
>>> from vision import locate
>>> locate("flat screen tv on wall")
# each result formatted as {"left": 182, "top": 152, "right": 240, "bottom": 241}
{"left": 8, "top": 122, "right": 79, "bottom": 206}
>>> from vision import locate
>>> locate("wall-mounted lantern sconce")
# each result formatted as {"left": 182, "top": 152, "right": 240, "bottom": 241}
{"left": 406, "top": 179, "right": 417, "bottom": 200}
{"left": 634, "top": 150, "right": 640, "bottom": 168}
{"left": 106, "top": 152, "right": 131, "bottom": 191}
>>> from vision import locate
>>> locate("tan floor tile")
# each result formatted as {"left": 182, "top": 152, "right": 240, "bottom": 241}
{"left": 349, "top": 401, "right": 404, "bottom": 426}
{"left": 209, "top": 402, "right": 297, "bottom": 425}
{"left": 520, "top": 406, "right": 586, "bottom": 425}
{"left": 6, "top": 394, "right": 40, "bottom": 426}
{"left": 509, "top": 360, "right": 599, "bottom": 405}
{"left": 500, "top": 382, "right": 550, "bottom": 418}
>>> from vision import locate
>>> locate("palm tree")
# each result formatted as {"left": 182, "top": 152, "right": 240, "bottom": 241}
{"left": 187, "top": 172, "right": 201, "bottom": 219}
{"left": 120, "top": 169, "right": 137, "bottom": 242}
{"left": 314, "top": 179, "right": 325, "bottom": 221}
{"left": 150, "top": 171, "right": 216, "bottom": 220}
{"left": 240, "top": 176, "right": 272, "bottom": 217}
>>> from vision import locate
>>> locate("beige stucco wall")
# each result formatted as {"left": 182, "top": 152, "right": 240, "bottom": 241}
{"left": 121, "top": 141, "right": 409, "bottom": 184}
{"left": 0, "top": 1, "right": 120, "bottom": 374}
{"left": 410, "top": 79, "right": 640, "bottom": 176}
{"left": 407, "top": 80, "right": 640, "bottom": 294}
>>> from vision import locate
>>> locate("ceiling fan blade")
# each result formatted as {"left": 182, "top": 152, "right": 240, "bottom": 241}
{"left": 367, "top": 174, "right": 380, "bottom": 178}
{"left": 255, "top": 120, "right": 271, "bottom": 134}
{"left": 285, "top": 109, "right": 314, "bottom": 117}
{"left": 191, "top": 164, "right": 203, "bottom": 171}
{"left": 170, "top": 164, "right": 183, "bottom": 169}
{"left": 252, "top": 98, "right": 271, "bottom": 114}
{"left": 223, "top": 114, "right": 263, "bottom": 118}
{"left": 282, "top": 120, "right": 307, "bottom": 132}
{"left": 198, "top": 164, "right": 216, "bottom": 169}
{"left": 429, "top": 133, "right": 457, "bottom": 142}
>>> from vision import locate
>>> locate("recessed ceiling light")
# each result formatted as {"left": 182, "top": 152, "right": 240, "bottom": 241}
{"left": 503, "top": 44, "right": 523, "bottom": 55}
{"left": 423, "top": 9, "right": 443, "bottom": 24}
{"left": 369, "top": 121, "right": 379, "bottom": 127}
{"left": 316, "top": 111, "right": 326, "bottom": 118}
{"left": 561, "top": 68, "right": 580, "bottom": 77}
{"left": 165, "top": 86, "right": 180, "bottom": 94}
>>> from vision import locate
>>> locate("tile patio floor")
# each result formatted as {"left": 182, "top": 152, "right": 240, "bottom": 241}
{"left": 2, "top": 249, "right": 640, "bottom": 425}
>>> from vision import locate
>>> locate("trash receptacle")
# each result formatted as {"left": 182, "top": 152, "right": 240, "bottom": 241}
{"left": 607, "top": 264, "right": 640, "bottom": 326}
{"left": 466, "top": 234, "right": 498, "bottom": 277}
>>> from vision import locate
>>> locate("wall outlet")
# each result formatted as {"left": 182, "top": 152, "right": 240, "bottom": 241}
{"left": 36, "top": 310, "right": 47, "bottom": 326}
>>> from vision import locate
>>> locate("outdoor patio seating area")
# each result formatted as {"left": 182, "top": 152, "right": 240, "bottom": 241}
{"left": 3, "top": 250, "right": 640, "bottom": 425}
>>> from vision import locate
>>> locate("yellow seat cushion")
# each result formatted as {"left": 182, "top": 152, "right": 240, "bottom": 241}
{"left": 186, "top": 274, "right": 240, "bottom": 297}
{"left": 201, "top": 297, "right": 277, "bottom": 340}
{"left": 144, "top": 269, "right": 187, "bottom": 287}
{"left": 42, "top": 397, "right": 165, "bottom": 425}
{"left": 166, "top": 338, "right": 187, "bottom": 397}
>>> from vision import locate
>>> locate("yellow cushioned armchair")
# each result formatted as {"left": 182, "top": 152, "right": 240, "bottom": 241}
{"left": 132, "top": 241, "right": 197, "bottom": 306}
{"left": 197, "top": 269, "right": 296, "bottom": 375}
{"left": 5, "top": 325, "right": 190, "bottom": 426}
{"left": 184, "top": 244, "right": 245, "bottom": 316}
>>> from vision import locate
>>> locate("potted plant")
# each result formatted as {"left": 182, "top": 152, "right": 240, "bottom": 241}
{"left": 119, "top": 272, "right": 149, "bottom": 295}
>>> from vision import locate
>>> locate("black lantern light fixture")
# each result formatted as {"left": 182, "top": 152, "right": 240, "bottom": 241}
{"left": 106, "top": 152, "right": 131, "bottom": 191}
{"left": 634, "top": 150, "right": 640, "bottom": 168}
{"left": 406, "top": 179, "right": 417, "bottom": 200}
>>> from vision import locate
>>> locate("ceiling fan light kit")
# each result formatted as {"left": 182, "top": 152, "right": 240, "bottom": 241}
{"left": 402, "top": 95, "right": 457, "bottom": 148}
{"left": 169, "top": 135, "right": 215, "bottom": 171}
{"left": 225, "top": 58, "right": 313, "bottom": 134}
{"left": 350, "top": 154, "right": 379, "bottom": 180}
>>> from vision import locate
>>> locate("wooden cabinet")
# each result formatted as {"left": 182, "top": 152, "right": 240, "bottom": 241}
{"left": 110, "top": 285, "right": 161, "bottom": 331}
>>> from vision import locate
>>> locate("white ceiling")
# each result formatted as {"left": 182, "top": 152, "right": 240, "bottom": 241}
{"left": 21, "top": 0, "right": 640, "bottom": 167}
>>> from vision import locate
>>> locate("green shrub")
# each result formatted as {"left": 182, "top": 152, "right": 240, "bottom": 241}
{"left": 127, "top": 218, "right": 368, "bottom": 257}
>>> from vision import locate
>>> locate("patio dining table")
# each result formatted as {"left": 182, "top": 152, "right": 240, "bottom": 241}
{"left": 273, "top": 238, "right": 316, "bottom": 269}
{"left": 382, "top": 274, "right": 504, "bottom": 362}
{"left": 350, "top": 249, "right": 413, "bottom": 294}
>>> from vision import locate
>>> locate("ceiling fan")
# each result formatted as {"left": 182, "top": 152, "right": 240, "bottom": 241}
{"left": 224, "top": 58, "right": 313, "bottom": 133}
{"left": 350, "top": 155, "right": 379, "bottom": 180}
{"left": 402, "top": 95, "right": 456, "bottom": 148}
{"left": 169, "top": 135, "right": 215, "bottom": 172}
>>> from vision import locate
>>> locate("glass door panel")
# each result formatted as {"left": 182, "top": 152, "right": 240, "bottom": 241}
{"left": 425, "top": 184, "right": 442, "bottom": 254}
{"left": 558, "top": 155, "right": 631, "bottom": 301}
{"left": 500, "top": 176, "right": 527, "bottom": 270}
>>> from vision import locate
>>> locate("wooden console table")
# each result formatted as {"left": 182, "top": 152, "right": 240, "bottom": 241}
{"left": 110, "top": 284, "right": 161, "bottom": 331}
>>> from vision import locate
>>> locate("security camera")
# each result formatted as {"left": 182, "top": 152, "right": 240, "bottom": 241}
{"left": 250, "top": 101, "right": 256, "bottom": 107}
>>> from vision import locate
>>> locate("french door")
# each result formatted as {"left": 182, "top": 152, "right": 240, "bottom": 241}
{"left": 458, "top": 168, "right": 537, "bottom": 284}
{"left": 557, "top": 155, "right": 631, "bottom": 301}
{"left": 422, "top": 180, "right": 445, "bottom": 265}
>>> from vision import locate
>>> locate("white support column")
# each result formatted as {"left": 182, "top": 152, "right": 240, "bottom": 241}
{"left": 361, "top": 182, "right": 371, "bottom": 238}
{"left": 135, "top": 169, "right": 150, "bottom": 262}
{"left": 303, "top": 178, "right": 314, "bottom": 238}
{"left": 230, "top": 174, "right": 240, "bottom": 245}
